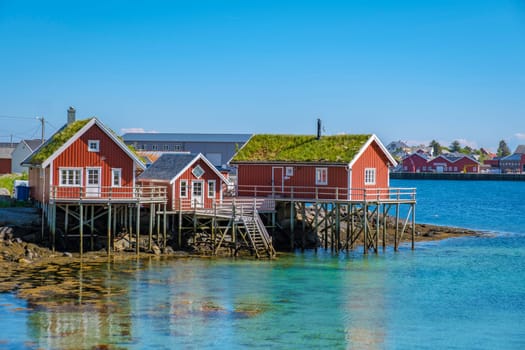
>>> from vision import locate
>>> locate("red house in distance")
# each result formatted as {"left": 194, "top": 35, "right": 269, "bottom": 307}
{"left": 230, "top": 134, "right": 398, "bottom": 201}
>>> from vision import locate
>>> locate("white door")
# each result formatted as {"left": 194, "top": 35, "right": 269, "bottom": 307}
{"left": 192, "top": 180, "right": 204, "bottom": 208}
{"left": 272, "top": 167, "right": 284, "bottom": 195}
{"left": 86, "top": 168, "right": 101, "bottom": 197}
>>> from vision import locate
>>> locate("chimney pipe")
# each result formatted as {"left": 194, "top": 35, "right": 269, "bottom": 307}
{"left": 67, "top": 106, "right": 76, "bottom": 125}
{"left": 317, "top": 118, "right": 322, "bottom": 140}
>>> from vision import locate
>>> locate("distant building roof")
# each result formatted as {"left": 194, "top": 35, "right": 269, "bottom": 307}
{"left": 139, "top": 153, "right": 197, "bottom": 181}
{"left": 0, "top": 147, "right": 14, "bottom": 158}
{"left": 501, "top": 153, "right": 523, "bottom": 161}
{"left": 514, "top": 145, "right": 525, "bottom": 154}
{"left": 122, "top": 133, "right": 252, "bottom": 143}
{"left": 23, "top": 139, "right": 44, "bottom": 151}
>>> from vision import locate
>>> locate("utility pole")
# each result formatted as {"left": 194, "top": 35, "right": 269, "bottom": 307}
{"left": 38, "top": 116, "right": 45, "bottom": 143}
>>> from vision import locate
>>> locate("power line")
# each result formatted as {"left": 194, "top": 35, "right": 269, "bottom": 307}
{"left": 0, "top": 114, "right": 38, "bottom": 120}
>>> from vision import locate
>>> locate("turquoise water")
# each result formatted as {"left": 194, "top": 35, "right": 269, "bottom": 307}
{"left": 1, "top": 180, "right": 525, "bottom": 349}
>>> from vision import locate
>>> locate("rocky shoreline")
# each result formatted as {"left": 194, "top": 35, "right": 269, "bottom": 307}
{"left": 1, "top": 206, "right": 483, "bottom": 306}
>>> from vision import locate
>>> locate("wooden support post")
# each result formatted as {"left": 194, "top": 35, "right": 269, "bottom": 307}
{"left": 363, "top": 203, "right": 368, "bottom": 255}
{"left": 350, "top": 203, "right": 355, "bottom": 250}
{"left": 395, "top": 203, "right": 399, "bottom": 251}
{"left": 79, "top": 203, "right": 84, "bottom": 258}
{"left": 382, "top": 205, "right": 387, "bottom": 251}
{"left": 90, "top": 205, "right": 95, "bottom": 251}
{"left": 107, "top": 203, "right": 112, "bottom": 256}
{"left": 51, "top": 202, "right": 56, "bottom": 252}
{"left": 178, "top": 207, "right": 182, "bottom": 248}
{"left": 290, "top": 201, "right": 295, "bottom": 251}
{"left": 211, "top": 202, "right": 216, "bottom": 253}
{"left": 129, "top": 205, "right": 133, "bottom": 236}
{"left": 335, "top": 203, "right": 341, "bottom": 253}
{"left": 346, "top": 203, "right": 350, "bottom": 251}
{"left": 324, "top": 204, "right": 328, "bottom": 250}
{"left": 65, "top": 204, "right": 69, "bottom": 234}
{"left": 163, "top": 204, "right": 167, "bottom": 248}
{"left": 314, "top": 202, "right": 319, "bottom": 253}
{"left": 149, "top": 203, "right": 154, "bottom": 251}
{"left": 156, "top": 204, "right": 161, "bottom": 245}
{"left": 411, "top": 203, "right": 416, "bottom": 250}
{"left": 375, "top": 205, "right": 380, "bottom": 254}
{"left": 112, "top": 205, "right": 117, "bottom": 241}
{"left": 136, "top": 203, "right": 141, "bottom": 255}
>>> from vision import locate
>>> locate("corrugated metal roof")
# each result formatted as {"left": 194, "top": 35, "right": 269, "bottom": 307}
{"left": 501, "top": 153, "right": 523, "bottom": 161}
{"left": 122, "top": 133, "right": 252, "bottom": 143}
{"left": 138, "top": 153, "right": 197, "bottom": 181}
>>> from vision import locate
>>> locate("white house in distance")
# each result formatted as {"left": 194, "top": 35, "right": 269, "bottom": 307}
{"left": 11, "top": 139, "right": 43, "bottom": 174}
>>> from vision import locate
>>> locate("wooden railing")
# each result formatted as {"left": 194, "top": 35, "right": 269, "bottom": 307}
{"left": 235, "top": 184, "right": 416, "bottom": 202}
{"left": 50, "top": 185, "right": 168, "bottom": 202}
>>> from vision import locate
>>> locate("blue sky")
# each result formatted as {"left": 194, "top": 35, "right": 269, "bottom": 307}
{"left": 1, "top": 0, "right": 524, "bottom": 151}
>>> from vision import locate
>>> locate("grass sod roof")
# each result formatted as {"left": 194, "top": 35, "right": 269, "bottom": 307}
{"left": 25, "top": 118, "right": 145, "bottom": 166}
{"left": 231, "top": 134, "right": 372, "bottom": 163}
{"left": 27, "top": 118, "right": 93, "bottom": 165}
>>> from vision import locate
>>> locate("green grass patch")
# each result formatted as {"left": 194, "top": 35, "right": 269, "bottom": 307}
{"left": 0, "top": 173, "right": 28, "bottom": 193}
{"left": 232, "top": 134, "right": 371, "bottom": 163}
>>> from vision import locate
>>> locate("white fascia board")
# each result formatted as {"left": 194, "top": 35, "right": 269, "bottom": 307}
{"left": 348, "top": 134, "right": 398, "bottom": 169}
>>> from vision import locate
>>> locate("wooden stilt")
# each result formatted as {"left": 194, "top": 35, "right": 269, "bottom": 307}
{"left": 107, "top": 203, "right": 112, "bottom": 256}
{"left": 411, "top": 203, "right": 416, "bottom": 250}
{"left": 90, "top": 205, "right": 94, "bottom": 251}
{"left": 149, "top": 203, "right": 153, "bottom": 251}
{"left": 79, "top": 203, "right": 84, "bottom": 257}
{"left": 314, "top": 202, "right": 319, "bottom": 253}
{"left": 163, "top": 203, "right": 167, "bottom": 248}
{"left": 290, "top": 201, "right": 295, "bottom": 251}
{"left": 395, "top": 203, "right": 399, "bottom": 251}
{"left": 136, "top": 203, "right": 141, "bottom": 255}
{"left": 363, "top": 203, "right": 368, "bottom": 255}
{"left": 375, "top": 204, "right": 380, "bottom": 254}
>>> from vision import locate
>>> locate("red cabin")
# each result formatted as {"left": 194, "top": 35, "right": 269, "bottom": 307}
{"left": 230, "top": 134, "right": 397, "bottom": 201}
{"left": 22, "top": 117, "right": 146, "bottom": 203}
{"left": 428, "top": 154, "right": 479, "bottom": 173}
{"left": 401, "top": 153, "right": 431, "bottom": 173}
{"left": 137, "top": 153, "right": 231, "bottom": 210}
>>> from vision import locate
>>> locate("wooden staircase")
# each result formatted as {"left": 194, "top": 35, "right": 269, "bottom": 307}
{"left": 238, "top": 213, "right": 276, "bottom": 259}
{"left": 203, "top": 198, "right": 276, "bottom": 259}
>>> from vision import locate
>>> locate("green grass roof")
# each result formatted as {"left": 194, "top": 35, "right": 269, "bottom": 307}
{"left": 25, "top": 118, "right": 93, "bottom": 165}
{"left": 231, "top": 134, "right": 372, "bottom": 163}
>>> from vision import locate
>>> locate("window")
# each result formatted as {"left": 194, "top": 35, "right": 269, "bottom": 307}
{"left": 315, "top": 168, "right": 328, "bottom": 185}
{"left": 88, "top": 140, "right": 99, "bottom": 152}
{"left": 208, "top": 180, "right": 216, "bottom": 198}
{"left": 174, "top": 144, "right": 182, "bottom": 151}
{"left": 180, "top": 180, "right": 188, "bottom": 197}
{"left": 152, "top": 144, "right": 158, "bottom": 151}
{"left": 112, "top": 168, "right": 122, "bottom": 187}
{"left": 192, "top": 165, "right": 205, "bottom": 178}
{"left": 163, "top": 144, "right": 170, "bottom": 151}
{"left": 364, "top": 168, "right": 376, "bottom": 185}
{"left": 286, "top": 167, "right": 294, "bottom": 176}
{"left": 60, "top": 168, "right": 82, "bottom": 187}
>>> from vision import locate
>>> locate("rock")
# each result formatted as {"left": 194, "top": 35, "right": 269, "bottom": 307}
{"left": 18, "top": 258, "right": 31, "bottom": 264}
{"left": 162, "top": 246, "right": 175, "bottom": 254}
{"left": 62, "top": 252, "right": 73, "bottom": 258}
{"left": 151, "top": 244, "right": 161, "bottom": 255}
{"left": 114, "top": 234, "right": 131, "bottom": 251}
{"left": 15, "top": 237, "right": 23, "bottom": 244}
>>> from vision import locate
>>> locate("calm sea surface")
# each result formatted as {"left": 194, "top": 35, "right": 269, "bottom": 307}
{"left": 1, "top": 180, "right": 525, "bottom": 349}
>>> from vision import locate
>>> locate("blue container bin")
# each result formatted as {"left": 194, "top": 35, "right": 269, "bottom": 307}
{"left": 15, "top": 185, "right": 30, "bottom": 201}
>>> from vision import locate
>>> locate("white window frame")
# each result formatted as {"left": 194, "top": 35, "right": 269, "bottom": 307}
{"left": 112, "top": 168, "right": 122, "bottom": 187}
{"left": 88, "top": 140, "right": 100, "bottom": 152}
{"left": 180, "top": 180, "right": 188, "bottom": 198}
{"left": 152, "top": 144, "right": 158, "bottom": 151}
{"left": 286, "top": 167, "right": 294, "bottom": 176}
{"left": 315, "top": 167, "right": 328, "bottom": 185}
{"left": 174, "top": 144, "right": 182, "bottom": 151}
{"left": 207, "top": 180, "right": 216, "bottom": 198}
{"left": 163, "top": 144, "right": 170, "bottom": 151}
{"left": 59, "top": 168, "right": 82, "bottom": 187}
{"left": 364, "top": 168, "right": 376, "bottom": 185}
